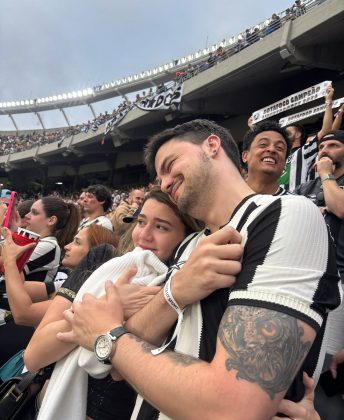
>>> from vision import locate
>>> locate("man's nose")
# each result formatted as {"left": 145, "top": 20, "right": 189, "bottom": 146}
{"left": 160, "top": 176, "right": 173, "bottom": 194}
{"left": 266, "top": 144, "right": 277, "bottom": 153}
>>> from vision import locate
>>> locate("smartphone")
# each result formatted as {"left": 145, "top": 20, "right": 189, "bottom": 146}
{"left": 2, "top": 191, "right": 18, "bottom": 228}
{"left": 319, "top": 362, "right": 344, "bottom": 397}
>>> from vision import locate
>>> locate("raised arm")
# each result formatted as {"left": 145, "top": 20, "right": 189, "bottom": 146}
{"left": 332, "top": 102, "right": 344, "bottom": 130}
{"left": 315, "top": 157, "right": 344, "bottom": 218}
{"left": 315, "top": 84, "right": 334, "bottom": 141}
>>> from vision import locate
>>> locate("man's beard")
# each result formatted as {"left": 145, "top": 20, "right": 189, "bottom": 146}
{"left": 176, "top": 150, "right": 213, "bottom": 216}
{"left": 334, "top": 160, "right": 343, "bottom": 170}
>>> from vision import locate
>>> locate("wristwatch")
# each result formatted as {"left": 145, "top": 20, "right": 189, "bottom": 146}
{"left": 94, "top": 326, "right": 129, "bottom": 364}
{"left": 321, "top": 174, "right": 336, "bottom": 182}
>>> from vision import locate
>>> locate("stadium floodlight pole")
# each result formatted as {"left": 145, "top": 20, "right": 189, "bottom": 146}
{"left": 8, "top": 113, "right": 19, "bottom": 132}
{"left": 88, "top": 103, "right": 97, "bottom": 119}
{"left": 35, "top": 111, "right": 45, "bottom": 130}
{"left": 60, "top": 108, "right": 71, "bottom": 127}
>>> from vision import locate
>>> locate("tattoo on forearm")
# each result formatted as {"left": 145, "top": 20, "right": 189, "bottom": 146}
{"left": 218, "top": 306, "right": 311, "bottom": 400}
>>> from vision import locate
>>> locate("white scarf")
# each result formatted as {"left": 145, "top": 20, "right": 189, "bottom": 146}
{"left": 38, "top": 247, "right": 168, "bottom": 420}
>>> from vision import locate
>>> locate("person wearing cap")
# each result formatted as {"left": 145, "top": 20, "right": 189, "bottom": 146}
{"left": 294, "top": 129, "right": 344, "bottom": 420}
{"left": 294, "top": 129, "right": 344, "bottom": 278}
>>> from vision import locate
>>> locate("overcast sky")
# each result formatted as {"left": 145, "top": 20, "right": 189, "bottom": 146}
{"left": 0, "top": 0, "right": 293, "bottom": 130}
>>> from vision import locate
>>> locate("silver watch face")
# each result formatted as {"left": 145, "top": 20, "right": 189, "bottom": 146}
{"left": 95, "top": 334, "right": 112, "bottom": 360}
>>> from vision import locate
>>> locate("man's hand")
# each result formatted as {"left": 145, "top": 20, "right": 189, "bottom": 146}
{"left": 272, "top": 372, "right": 320, "bottom": 420}
{"left": 325, "top": 84, "right": 334, "bottom": 102}
{"left": 172, "top": 226, "right": 243, "bottom": 309}
{"left": 330, "top": 347, "right": 344, "bottom": 379}
{"left": 57, "top": 281, "right": 124, "bottom": 351}
{"left": 115, "top": 268, "right": 162, "bottom": 319}
{"left": 314, "top": 156, "right": 335, "bottom": 178}
{"left": 247, "top": 116, "right": 255, "bottom": 130}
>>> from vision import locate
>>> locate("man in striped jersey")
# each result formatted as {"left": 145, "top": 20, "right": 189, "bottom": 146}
{"left": 61, "top": 119, "right": 340, "bottom": 420}
{"left": 279, "top": 85, "right": 334, "bottom": 191}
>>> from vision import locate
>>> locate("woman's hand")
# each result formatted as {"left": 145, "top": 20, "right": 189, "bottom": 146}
{"left": 272, "top": 372, "right": 320, "bottom": 420}
{"left": 115, "top": 268, "right": 162, "bottom": 319}
{"left": 330, "top": 347, "right": 344, "bottom": 379}
{"left": 1, "top": 226, "right": 36, "bottom": 263}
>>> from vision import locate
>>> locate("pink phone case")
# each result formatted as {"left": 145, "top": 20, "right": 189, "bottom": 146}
{"left": 2, "top": 191, "right": 18, "bottom": 228}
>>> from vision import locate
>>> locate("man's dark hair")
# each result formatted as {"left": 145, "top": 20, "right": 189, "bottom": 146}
{"left": 84, "top": 184, "right": 112, "bottom": 212}
{"left": 242, "top": 120, "right": 291, "bottom": 158}
{"left": 286, "top": 123, "right": 307, "bottom": 147}
{"left": 17, "top": 199, "right": 35, "bottom": 218}
{"left": 144, "top": 119, "right": 241, "bottom": 176}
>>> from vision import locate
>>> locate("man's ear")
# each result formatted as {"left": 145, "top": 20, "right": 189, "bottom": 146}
{"left": 242, "top": 150, "right": 248, "bottom": 163}
{"left": 204, "top": 134, "right": 221, "bottom": 156}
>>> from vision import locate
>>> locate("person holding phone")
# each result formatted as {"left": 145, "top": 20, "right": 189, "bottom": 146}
{"left": 0, "top": 195, "right": 80, "bottom": 365}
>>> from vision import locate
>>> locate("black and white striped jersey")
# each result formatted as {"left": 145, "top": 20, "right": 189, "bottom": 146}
{"left": 23, "top": 236, "right": 60, "bottom": 282}
{"left": 133, "top": 194, "right": 341, "bottom": 420}
{"left": 279, "top": 136, "right": 319, "bottom": 191}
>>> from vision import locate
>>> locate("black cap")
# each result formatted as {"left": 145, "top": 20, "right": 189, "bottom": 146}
{"left": 319, "top": 130, "right": 344, "bottom": 145}
{"left": 123, "top": 207, "right": 141, "bottom": 223}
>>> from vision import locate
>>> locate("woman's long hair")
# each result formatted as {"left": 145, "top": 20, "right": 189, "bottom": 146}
{"left": 41, "top": 196, "right": 80, "bottom": 248}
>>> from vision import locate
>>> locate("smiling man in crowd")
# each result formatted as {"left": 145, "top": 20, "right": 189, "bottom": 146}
{"left": 242, "top": 120, "right": 291, "bottom": 196}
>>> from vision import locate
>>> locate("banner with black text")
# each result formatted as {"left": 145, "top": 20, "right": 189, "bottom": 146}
{"left": 252, "top": 81, "right": 332, "bottom": 123}
{"left": 279, "top": 97, "right": 344, "bottom": 126}
{"left": 136, "top": 84, "right": 183, "bottom": 111}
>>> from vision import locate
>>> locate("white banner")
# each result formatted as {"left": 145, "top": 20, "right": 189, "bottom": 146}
{"left": 252, "top": 81, "right": 332, "bottom": 123}
{"left": 104, "top": 106, "right": 132, "bottom": 136}
{"left": 136, "top": 84, "right": 183, "bottom": 111}
{"left": 279, "top": 97, "right": 344, "bottom": 126}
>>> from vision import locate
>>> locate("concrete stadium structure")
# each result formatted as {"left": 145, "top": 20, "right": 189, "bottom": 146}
{"left": 0, "top": 0, "right": 343, "bottom": 193}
